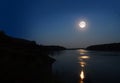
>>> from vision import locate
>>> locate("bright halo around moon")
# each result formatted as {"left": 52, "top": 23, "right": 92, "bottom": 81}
{"left": 79, "top": 21, "right": 86, "bottom": 28}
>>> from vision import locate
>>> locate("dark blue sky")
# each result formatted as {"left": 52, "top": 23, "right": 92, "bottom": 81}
{"left": 1, "top": 0, "right": 120, "bottom": 48}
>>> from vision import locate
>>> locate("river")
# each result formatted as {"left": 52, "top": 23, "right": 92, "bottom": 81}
{"left": 52, "top": 49, "right": 120, "bottom": 83}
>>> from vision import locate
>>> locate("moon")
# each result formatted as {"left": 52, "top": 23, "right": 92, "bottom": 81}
{"left": 79, "top": 21, "right": 86, "bottom": 28}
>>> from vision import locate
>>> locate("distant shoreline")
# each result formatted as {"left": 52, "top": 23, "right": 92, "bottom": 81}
{"left": 86, "top": 43, "right": 120, "bottom": 52}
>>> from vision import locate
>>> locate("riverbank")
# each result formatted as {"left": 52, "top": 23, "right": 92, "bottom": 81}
{"left": 0, "top": 31, "right": 66, "bottom": 82}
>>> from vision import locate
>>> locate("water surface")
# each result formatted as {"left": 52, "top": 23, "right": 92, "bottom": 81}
{"left": 52, "top": 49, "right": 120, "bottom": 83}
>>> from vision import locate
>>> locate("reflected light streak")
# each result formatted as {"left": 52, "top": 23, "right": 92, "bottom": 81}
{"left": 80, "top": 80, "right": 84, "bottom": 83}
{"left": 80, "top": 61, "right": 86, "bottom": 67}
{"left": 78, "top": 49, "right": 88, "bottom": 55}
{"left": 80, "top": 70, "right": 85, "bottom": 80}
{"left": 80, "top": 56, "right": 90, "bottom": 59}
{"left": 78, "top": 49, "right": 89, "bottom": 83}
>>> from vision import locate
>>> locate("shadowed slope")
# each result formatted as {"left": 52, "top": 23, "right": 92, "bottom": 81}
{"left": 0, "top": 31, "right": 65, "bottom": 82}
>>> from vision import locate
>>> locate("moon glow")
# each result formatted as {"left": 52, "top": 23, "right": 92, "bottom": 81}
{"left": 79, "top": 21, "right": 86, "bottom": 28}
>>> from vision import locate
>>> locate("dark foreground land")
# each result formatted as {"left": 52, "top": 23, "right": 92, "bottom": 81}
{"left": 86, "top": 43, "right": 120, "bottom": 51}
{"left": 0, "top": 31, "right": 66, "bottom": 82}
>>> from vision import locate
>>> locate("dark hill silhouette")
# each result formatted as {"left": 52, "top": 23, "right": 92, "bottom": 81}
{"left": 0, "top": 31, "right": 65, "bottom": 51}
{"left": 0, "top": 31, "right": 66, "bottom": 82}
{"left": 86, "top": 43, "right": 120, "bottom": 51}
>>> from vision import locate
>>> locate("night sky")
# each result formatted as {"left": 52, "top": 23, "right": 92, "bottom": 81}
{"left": 1, "top": 0, "right": 120, "bottom": 48}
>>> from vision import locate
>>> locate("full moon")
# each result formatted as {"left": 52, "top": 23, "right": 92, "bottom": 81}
{"left": 79, "top": 21, "right": 86, "bottom": 28}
